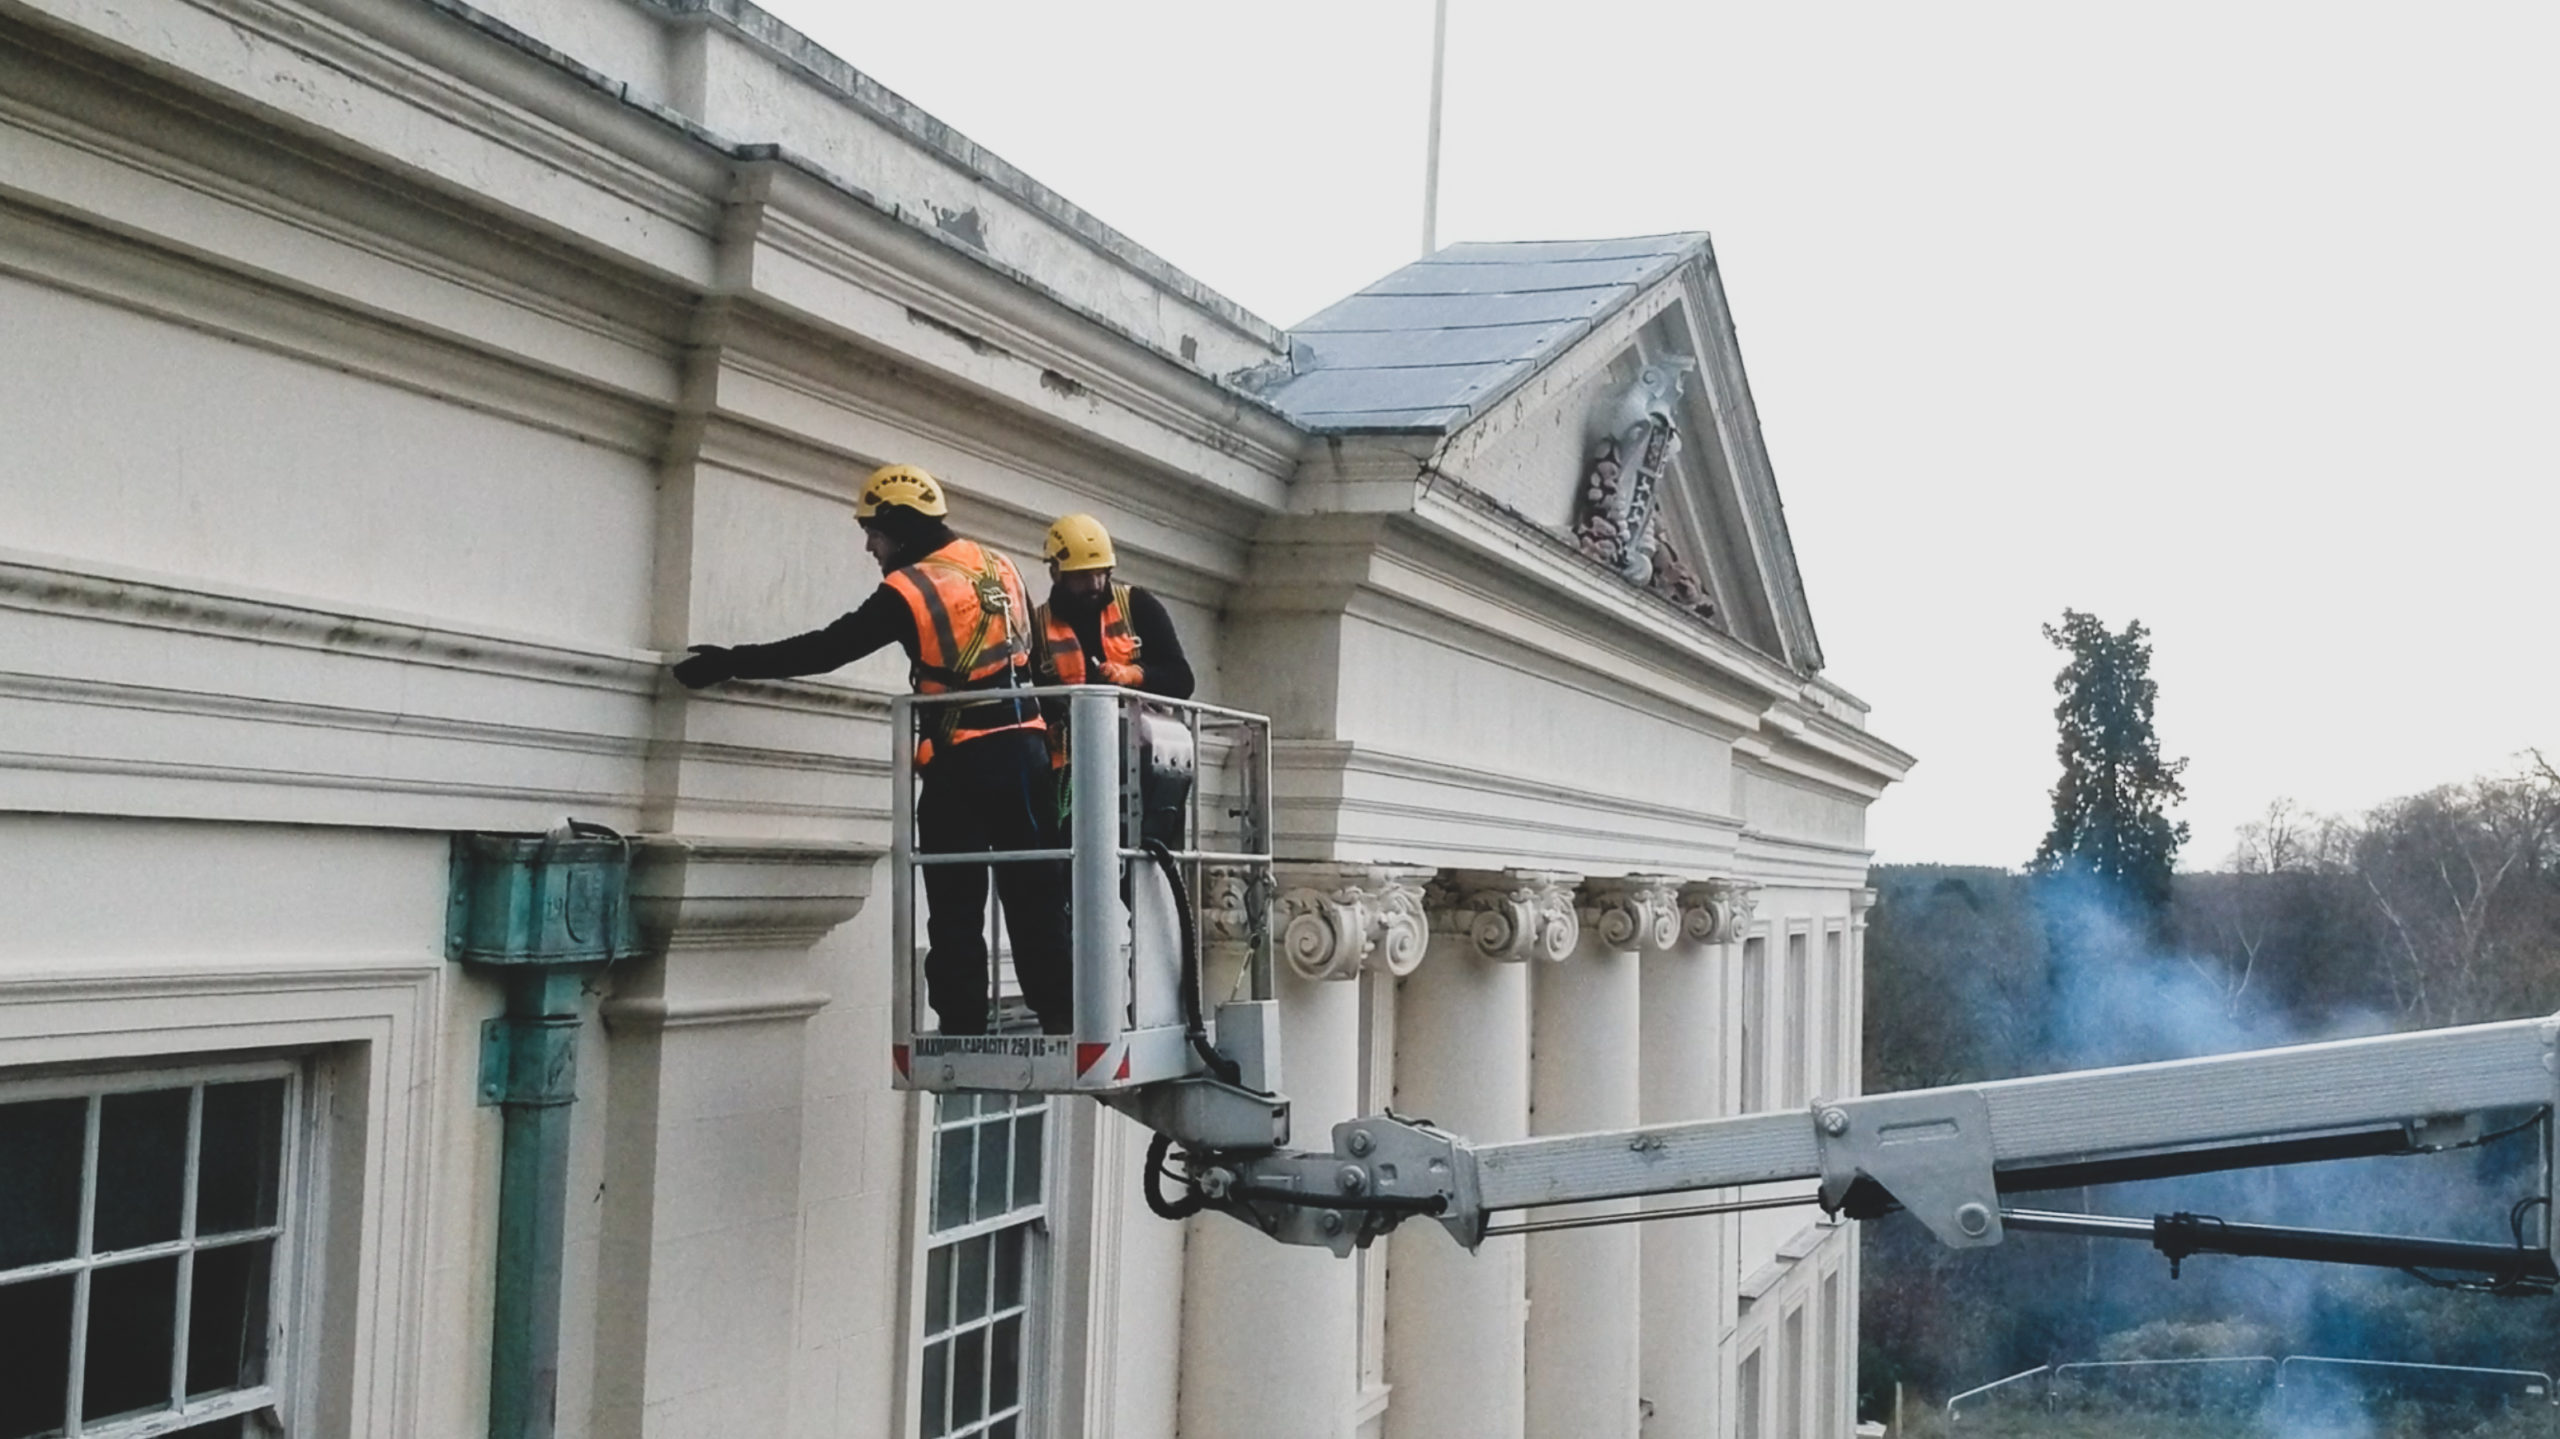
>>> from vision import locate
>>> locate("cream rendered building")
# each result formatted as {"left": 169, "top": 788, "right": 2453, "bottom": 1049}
{"left": 0, "top": 1, "right": 1910, "bottom": 1437}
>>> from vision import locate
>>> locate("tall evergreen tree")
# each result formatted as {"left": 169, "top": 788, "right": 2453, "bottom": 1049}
{"left": 2030, "top": 610, "right": 2189, "bottom": 918}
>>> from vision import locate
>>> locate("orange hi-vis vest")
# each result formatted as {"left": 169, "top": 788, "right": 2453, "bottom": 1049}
{"left": 881, "top": 539, "right": 1043, "bottom": 766}
{"left": 1034, "top": 583, "right": 1144, "bottom": 687}
{"left": 1034, "top": 584, "right": 1143, "bottom": 769}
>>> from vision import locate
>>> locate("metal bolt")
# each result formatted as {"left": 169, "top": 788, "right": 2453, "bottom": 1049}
{"left": 1338, "top": 1165, "right": 1369, "bottom": 1194}
{"left": 1346, "top": 1130, "right": 1375, "bottom": 1157}
{"left": 1819, "top": 1107, "right": 1851, "bottom": 1137}
{"left": 1320, "top": 1210, "right": 1344, "bottom": 1236}
{"left": 1956, "top": 1202, "right": 1992, "bottom": 1237}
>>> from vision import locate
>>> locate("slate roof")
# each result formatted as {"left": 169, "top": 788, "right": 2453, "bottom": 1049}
{"left": 1258, "top": 234, "right": 1708, "bottom": 434}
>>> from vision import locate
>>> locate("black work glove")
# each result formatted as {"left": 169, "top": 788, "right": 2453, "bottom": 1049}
{"left": 672, "top": 644, "right": 737, "bottom": 689}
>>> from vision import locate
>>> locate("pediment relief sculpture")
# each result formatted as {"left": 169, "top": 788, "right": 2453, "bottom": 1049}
{"left": 1571, "top": 360, "right": 1719, "bottom": 623}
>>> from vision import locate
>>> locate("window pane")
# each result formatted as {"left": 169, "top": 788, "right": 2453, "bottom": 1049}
{"left": 955, "top": 1236, "right": 990, "bottom": 1325}
{"left": 973, "top": 1121, "right": 1008, "bottom": 1223}
{"left": 197, "top": 1082, "right": 284, "bottom": 1236}
{"left": 0, "top": 1272, "right": 75, "bottom": 1439}
{"left": 1009, "top": 1110, "right": 1043, "bottom": 1211}
{"left": 186, "top": 1240, "right": 272, "bottom": 1398}
{"left": 950, "top": 1326, "right": 985, "bottom": 1429}
{"left": 992, "top": 1228, "right": 1022, "bottom": 1311}
{"left": 990, "top": 1314, "right": 1021, "bottom": 1414}
{"left": 85, "top": 1255, "right": 179, "bottom": 1423}
{"left": 923, "top": 1245, "right": 952, "bottom": 1335}
{"left": 934, "top": 1119, "right": 974, "bottom": 1233}
{"left": 0, "top": 1098, "right": 86, "bottom": 1271}
{"left": 95, "top": 1089, "right": 190, "bottom": 1253}
{"left": 919, "top": 1339, "right": 948, "bottom": 1439}
{"left": 988, "top": 1419, "right": 1015, "bottom": 1439}
{"left": 173, "top": 1418, "right": 244, "bottom": 1438}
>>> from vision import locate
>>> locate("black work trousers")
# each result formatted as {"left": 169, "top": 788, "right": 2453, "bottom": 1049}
{"left": 918, "top": 727, "right": 1071, "bottom": 1034}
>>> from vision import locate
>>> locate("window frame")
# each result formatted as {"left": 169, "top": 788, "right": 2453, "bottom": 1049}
{"left": 0, "top": 1053, "right": 307, "bottom": 1439}
{"left": 909, "top": 1090, "right": 1057, "bottom": 1439}
{"left": 1737, "top": 933, "right": 1768, "bottom": 1114}
{"left": 1783, "top": 927, "right": 1810, "bottom": 1110}
{"left": 1822, "top": 923, "right": 1849, "bottom": 1098}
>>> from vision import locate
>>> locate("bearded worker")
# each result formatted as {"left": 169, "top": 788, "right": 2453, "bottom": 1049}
{"left": 1031, "top": 513, "right": 1195, "bottom": 763}
{"left": 671, "top": 465, "right": 1069, "bottom": 1036}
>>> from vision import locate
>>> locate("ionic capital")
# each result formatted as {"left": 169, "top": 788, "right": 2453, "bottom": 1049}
{"left": 1426, "top": 869, "right": 1583, "bottom": 963}
{"left": 1852, "top": 885, "right": 1879, "bottom": 924}
{"left": 1200, "top": 865, "right": 1261, "bottom": 946}
{"left": 1578, "top": 874, "right": 1685, "bottom": 953}
{"left": 1273, "top": 863, "right": 1432, "bottom": 981}
{"left": 1677, "top": 877, "right": 1761, "bottom": 946}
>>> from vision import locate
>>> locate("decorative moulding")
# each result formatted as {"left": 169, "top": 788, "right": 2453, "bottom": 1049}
{"left": 1273, "top": 863, "right": 1432, "bottom": 982}
{"left": 1200, "top": 866, "right": 1260, "bottom": 947}
{"left": 1679, "top": 878, "right": 1761, "bottom": 946}
{"left": 1426, "top": 869, "right": 1583, "bottom": 964}
{"left": 1578, "top": 874, "right": 1684, "bottom": 953}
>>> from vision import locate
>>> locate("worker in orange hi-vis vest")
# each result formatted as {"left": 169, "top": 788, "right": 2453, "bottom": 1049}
{"left": 672, "top": 465, "right": 1069, "bottom": 1036}
{"left": 1030, "top": 513, "right": 1195, "bottom": 815}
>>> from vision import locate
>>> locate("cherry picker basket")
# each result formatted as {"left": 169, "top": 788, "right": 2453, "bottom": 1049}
{"left": 888, "top": 685, "right": 1275, "bottom": 1095}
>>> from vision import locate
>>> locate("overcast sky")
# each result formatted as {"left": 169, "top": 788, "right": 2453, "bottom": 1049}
{"left": 759, "top": 1, "right": 2558, "bottom": 867}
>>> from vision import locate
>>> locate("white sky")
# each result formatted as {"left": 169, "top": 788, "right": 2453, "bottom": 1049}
{"left": 760, "top": 1, "right": 2559, "bottom": 867}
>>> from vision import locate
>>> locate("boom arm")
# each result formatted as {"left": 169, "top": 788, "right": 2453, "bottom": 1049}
{"left": 1170, "top": 1012, "right": 2560, "bottom": 1276}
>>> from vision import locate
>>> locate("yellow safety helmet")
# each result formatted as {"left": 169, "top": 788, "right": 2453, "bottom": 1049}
{"left": 1043, "top": 513, "right": 1117, "bottom": 572}
{"left": 855, "top": 464, "right": 950, "bottom": 519}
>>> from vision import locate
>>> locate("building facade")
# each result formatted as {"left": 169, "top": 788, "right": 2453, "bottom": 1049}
{"left": 0, "top": 1, "right": 1910, "bottom": 1436}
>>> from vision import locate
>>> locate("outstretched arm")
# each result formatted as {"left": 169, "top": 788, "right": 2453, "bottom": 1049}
{"left": 673, "top": 587, "right": 911, "bottom": 687}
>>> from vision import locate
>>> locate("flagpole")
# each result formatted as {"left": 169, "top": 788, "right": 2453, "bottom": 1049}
{"left": 1422, "top": 0, "right": 1447, "bottom": 257}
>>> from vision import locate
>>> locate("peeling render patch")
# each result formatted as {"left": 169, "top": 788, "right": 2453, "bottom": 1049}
{"left": 399, "top": 0, "right": 1298, "bottom": 424}
{"left": 905, "top": 307, "right": 1005, "bottom": 359}
{"left": 930, "top": 203, "right": 985, "bottom": 250}
{"left": 641, "top": 0, "right": 1284, "bottom": 350}
{"left": 1038, "top": 369, "right": 1087, "bottom": 400}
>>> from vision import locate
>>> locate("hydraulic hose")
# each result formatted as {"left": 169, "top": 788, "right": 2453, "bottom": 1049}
{"left": 1141, "top": 837, "right": 1239, "bottom": 1085}
{"left": 1143, "top": 1131, "right": 1206, "bottom": 1220}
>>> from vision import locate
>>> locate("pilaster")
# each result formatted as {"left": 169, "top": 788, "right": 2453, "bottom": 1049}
{"left": 590, "top": 838, "right": 874, "bottom": 1439}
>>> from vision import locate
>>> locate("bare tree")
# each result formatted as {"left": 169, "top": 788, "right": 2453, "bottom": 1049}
{"left": 2355, "top": 760, "right": 2560, "bottom": 1026}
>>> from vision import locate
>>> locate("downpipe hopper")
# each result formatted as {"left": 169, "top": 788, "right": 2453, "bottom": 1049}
{"left": 448, "top": 819, "right": 637, "bottom": 1439}
{"left": 1814, "top": 1088, "right": 2005, "bottom": 1249}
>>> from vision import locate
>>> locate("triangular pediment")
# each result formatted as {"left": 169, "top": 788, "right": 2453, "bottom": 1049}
{"left": 1258, "top": 236, "right": 1824, "bottom": 673}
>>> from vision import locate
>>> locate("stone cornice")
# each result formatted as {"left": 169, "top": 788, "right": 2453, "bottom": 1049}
{"left": 1272, "top": 862, "right": 1432, "bottom": 982}
{"left": 1425, "top": 869, "right": 1583, "bottom": 964}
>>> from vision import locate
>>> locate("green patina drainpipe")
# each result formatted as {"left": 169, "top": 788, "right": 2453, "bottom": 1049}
{"left": 447, "top": 822, "right": 637, "bottom": 1439}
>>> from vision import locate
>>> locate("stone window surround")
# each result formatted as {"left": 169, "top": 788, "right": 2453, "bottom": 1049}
{"left": 0, "top": 1055, "right": 299, "bottom": 1439}
{"left": 0, "top": 960, "right": 441, "bottom": 1436}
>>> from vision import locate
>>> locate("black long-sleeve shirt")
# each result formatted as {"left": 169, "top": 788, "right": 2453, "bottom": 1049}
{"left": 720, "top": 580, "right": 1194, "bottom": 699}
{"left": 719, "top": 585, "right": 918, "bottom": 680}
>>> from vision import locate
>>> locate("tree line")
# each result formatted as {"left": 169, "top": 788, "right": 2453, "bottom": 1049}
{"left": 1859, "top": 612, "right": 2560, "bottom": 1418}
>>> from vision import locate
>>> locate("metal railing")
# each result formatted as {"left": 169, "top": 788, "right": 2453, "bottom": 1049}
{"left": 2278, "top": 1354, "right": 2556, "bottom": 1404}
{"left": 1948, "top": 1353, "right": 2559, "bottom": 1424}
{"left": 1945, "top": 1365, "right": 2047, "bottom": 1421}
